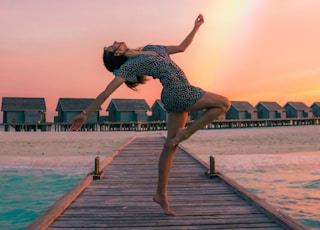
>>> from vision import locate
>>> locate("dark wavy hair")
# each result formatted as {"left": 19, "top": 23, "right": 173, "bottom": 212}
{"left": 103, "top": 50, "right": 147, "bottom": 90}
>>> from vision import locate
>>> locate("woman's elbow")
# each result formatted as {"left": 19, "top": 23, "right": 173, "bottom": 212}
{"left": 177, "top": 46, "right": 186, "bottom": 52}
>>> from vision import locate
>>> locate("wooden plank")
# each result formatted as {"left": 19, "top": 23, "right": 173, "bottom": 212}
{"left": 180, "top": 145, "right": 308, "bottom": 230}
{"left": 28, "top": 134, "right": 307, "bottom": 230}
{"left": 26, "top": 136, "right": 137, "bottom": 230}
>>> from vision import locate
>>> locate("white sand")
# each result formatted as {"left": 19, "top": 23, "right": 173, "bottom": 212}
{"left": 0, "top": 126, "right": 319, "bottom": 172}
{"left": 0, "top": 131, "right": 136, "bottom": 169}
{"left": 178, "top": 126, "right": 320, "bottom": 172}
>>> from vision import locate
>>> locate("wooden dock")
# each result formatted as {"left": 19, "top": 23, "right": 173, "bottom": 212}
{"left": 27, "top": 134, "right": 307, "bottom": 230}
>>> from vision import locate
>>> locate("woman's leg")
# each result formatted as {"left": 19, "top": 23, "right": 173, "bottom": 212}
{"left": 153, "top": 111, "right": 188, "bottom": 216}
{"left": 170, "top": 92, "right": 230, "bottom": 146}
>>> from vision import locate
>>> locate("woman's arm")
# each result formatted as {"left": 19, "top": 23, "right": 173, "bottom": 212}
{"left": 70, "top": 77, "right": 125, "bottom": 130}
{"left": 166, "top": 14, "right": 204, "bottom": 54}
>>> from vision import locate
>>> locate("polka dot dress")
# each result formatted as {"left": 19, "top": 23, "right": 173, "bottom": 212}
{"left": 115, "top": 45, "right": 205, "bottom": 112}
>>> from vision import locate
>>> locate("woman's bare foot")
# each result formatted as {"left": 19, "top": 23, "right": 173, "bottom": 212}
{"left": 165, "top": 128, "right": 187, "bottom": 148}
{"left": 153, "top": 194, "right": 176, "bottom": 216}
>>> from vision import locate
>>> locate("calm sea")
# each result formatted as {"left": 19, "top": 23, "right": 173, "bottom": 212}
{"left": 227, "top": 170, "right": 320, "bottom": 229}
{"left": 0, "top": 167, "right": 86, "bottom": 230}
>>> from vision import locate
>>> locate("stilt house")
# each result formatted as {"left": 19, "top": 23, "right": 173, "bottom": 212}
{"left": 107, "top": 99, "right": 150, "bottom": 122}
{"left": 284, "top": 102, "right": 313, "bottom": 118}
{"left": 55, "top": 98, "right": 101, "bottom": 123}
{"left": 310, "top": 102, "right": 320, "bottom": 117}
{"left": 226, "top": 101, "right": 258, "bottom": 120}
{"left": 1, "top": 97, "right": 46, "bottom": 124}
{"left": 151, "top": 100, "right": 167, "bottom": 121}
{"left": 256, "top": 101, "right": 286, "bottom": 119}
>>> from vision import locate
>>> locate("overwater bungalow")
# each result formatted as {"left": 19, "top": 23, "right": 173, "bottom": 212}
{"left": 55, "top": 98, "right": 101, "bottom": 123}
{"left": 151, "top": 99, "right": 167, "bottom": 121}
{"left": 284, "top": 102, "right": 313, "bottom": 118}
{"left": 256, "top": 101, "right": 286, "bottom": 119}
{"left": 311, "top": 102, "right": 320, "bottom": 117}
{"left": 226, "top": 101, "right": 258, "bottom": 120}
{"left": 107, "top": 98, "right": 150, "bottom": 122}
{"left": 1, "top": 97, "right": 47, "bottom": 131}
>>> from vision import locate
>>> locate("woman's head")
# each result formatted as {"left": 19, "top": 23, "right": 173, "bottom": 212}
{"left": 103, "top": 51, "right": 127, "bottom": 72}
{"left": 103, "top": 41, "right": 128, "bottom": 72}
{"left": 102, "top": 41, "right": 148, "bottom": 90}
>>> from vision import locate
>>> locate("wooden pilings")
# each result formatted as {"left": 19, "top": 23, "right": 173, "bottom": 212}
{"left": 1, "top": 117, "right": 319, "bottom": 132}
{"left": 1, "top": 123, "right": 52, "bottom": 132}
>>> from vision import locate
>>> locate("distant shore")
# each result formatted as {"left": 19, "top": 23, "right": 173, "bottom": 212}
{"left": 0, "top": 117, "right": 319, "bottom": 132}
{"left": 1, "top": 126, "right": 319, "bottom": 171}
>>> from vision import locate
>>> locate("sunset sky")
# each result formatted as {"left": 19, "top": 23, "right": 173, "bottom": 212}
{"left": 1, "top": 0, "right": 320, "bottom": 121}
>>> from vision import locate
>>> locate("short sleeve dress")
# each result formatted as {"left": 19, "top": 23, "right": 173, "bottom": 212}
{"left": 114, "top": 45, "right": 205, "bottom": 112}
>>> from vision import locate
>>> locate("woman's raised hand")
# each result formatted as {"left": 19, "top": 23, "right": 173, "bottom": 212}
{"left": 194, "top": 14, "right": 204, "bottom": 28}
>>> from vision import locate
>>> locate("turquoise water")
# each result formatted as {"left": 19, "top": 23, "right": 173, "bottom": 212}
{"left": 227, "top": 170, "right": 320, "bottom": 229}
{"left": 0, "top": 167, "right": 85, "bottom": 230}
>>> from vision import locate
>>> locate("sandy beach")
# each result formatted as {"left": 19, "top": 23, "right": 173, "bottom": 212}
{"left": 180, "top": 125, "right": 320, "bottom": 173}
{"left": 1, "top": 126, "right": 319, "bottom": 171}
{"left": 0, "top": 131, "right": 136, "bottom": 169}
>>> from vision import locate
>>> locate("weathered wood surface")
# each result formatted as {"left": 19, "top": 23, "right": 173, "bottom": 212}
{"left": 34, "top": 134, "right": 306, "bottom": 229}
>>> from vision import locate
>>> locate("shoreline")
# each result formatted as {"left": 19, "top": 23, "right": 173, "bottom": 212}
{"left": 0, "top": 126, "right": 319, "bottom": 170}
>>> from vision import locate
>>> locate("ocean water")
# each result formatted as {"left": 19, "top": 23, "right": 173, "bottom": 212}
{"left": 0, "top": 167, "right": 86, "bottom": 230}
{"left": 227, "top": 170, "right": 320, "bottom": 229}
{"left": 205, "top": 152, "right": 320, "bottom": 229}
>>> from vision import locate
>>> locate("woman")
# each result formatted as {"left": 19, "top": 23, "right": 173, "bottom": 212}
{"left": 70, "top": 14, "right": 230, "bottom": 216}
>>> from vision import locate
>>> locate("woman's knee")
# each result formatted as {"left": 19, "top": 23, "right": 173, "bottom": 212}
{"left": 222, "top": 96, "right": 231, "bottom": 112}
{"left": 188, "top": 92, "right": 230, "bottom": 112}
{"left": 212, "top": 94, "right": 230, "bottom": 112}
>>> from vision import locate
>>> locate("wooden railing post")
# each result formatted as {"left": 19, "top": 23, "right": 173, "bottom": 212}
{"left": 94, "top": 156, "right": 100, "bottom": 175}
{"left": 209, "top": 156, "right": 215, "bottom": 174}
{"left": 206, "top": 156, "right": 217, "bottom": 178}
{"left": 93, "top": 156, "right": 104, "bottom": 180}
